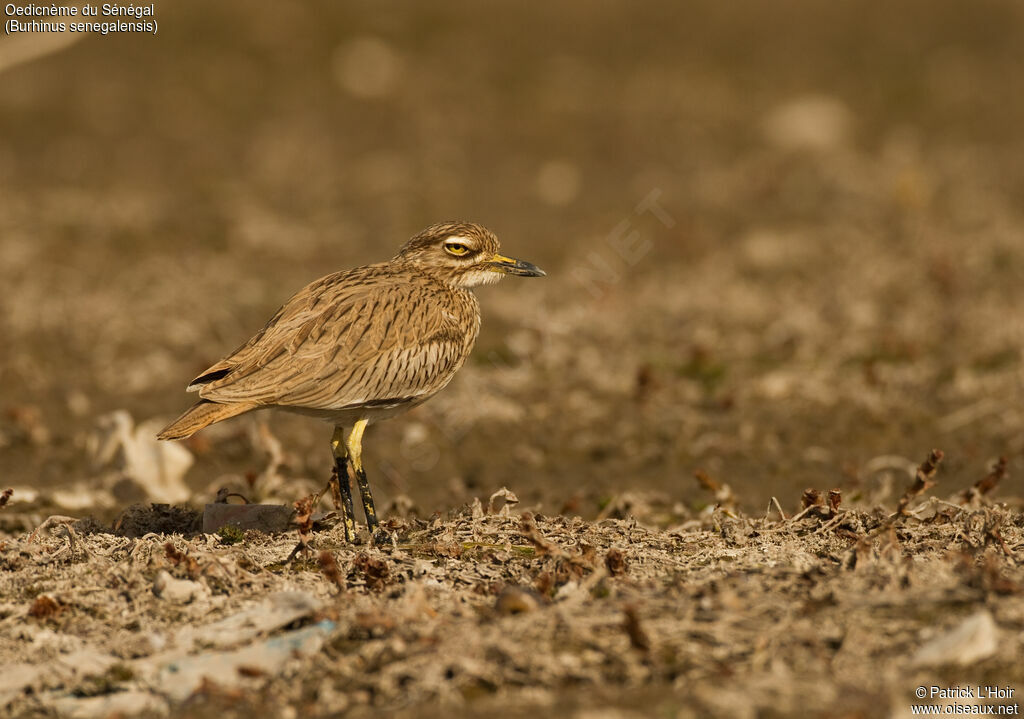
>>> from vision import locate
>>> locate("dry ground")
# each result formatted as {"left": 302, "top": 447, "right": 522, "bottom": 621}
{"left": 1, "top": 475, "right": 1023, "bottom": 718}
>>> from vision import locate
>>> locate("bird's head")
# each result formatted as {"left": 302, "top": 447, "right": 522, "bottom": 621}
{"left": 396, "top": 221, "right": 546, "bottom": 288}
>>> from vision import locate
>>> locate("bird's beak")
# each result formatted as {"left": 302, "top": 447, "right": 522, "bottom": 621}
{"left": 487, "top": 253, "right": 546, "bottom": 277}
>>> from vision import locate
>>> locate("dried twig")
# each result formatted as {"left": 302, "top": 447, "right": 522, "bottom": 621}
{"left": 622, "top": 605, "right": 651, "bottom": 654}
{"left": 286, "top": 495, "right": 315, "bottom": 563}
{"left": 987, "top": 526, "right": 1014, "bottom": 557}
{"left": 801, "top": 489, "right": 823, "bottom": 509}
{"left": 960, "top": 456, "right": 1008, "bottom": 504}
{"left": 980, "top": 554, "right": 1021, "bottom": 593}
{"left": 28, "top": 595, "right": 63, "bottom": 620}
{"left": 352, "top": 552, "right": 390, "bottom": 591}
{"left": 771, "top": 496, "right": 788, "bottom": 521}
{"left": 318, "top": 551, "right": 346, "bottom": 592}
{"left": 329, "top": 465, "right": 344, "bottom": 512}
{"left": 796, "top": 488, "right": 835, "bottom": 525}
{"left": 787, "top": 505, "right": 817, "bottom": 523}
{"left": 694, "top": 469, "right": 719, "bottom": 493}
{"left": 896, "top": 449, "right": 943, "bottom": 515}
{"left": 827, "top": 489, "right": 842, "bottom": 517}
{"left": 214, "top": 487, "right": 250, "bottom": 504}
{"left": 605, "top": 548, "right": 627, "bottom": 576}
{"left": 60, "top": 523, "right": 90, "bottom": 560}
{"left": 164, "top": 542, "right": 199, "bottom": 578}
{"left": 812, "top": 512, "right": 848, "bottom": 536}
{"left": 520, "top": 513, "right": 565, "bottom": 557}
{"left": 695, "top": 469, "right": 736, "bottom": 509}
{"left": 28, "top": 515, "right": 77, "bottom": 543}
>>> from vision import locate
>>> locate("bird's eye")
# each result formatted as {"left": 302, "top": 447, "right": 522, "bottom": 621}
{"left": 444, "top": 242, "right": 470, "bottom": 257}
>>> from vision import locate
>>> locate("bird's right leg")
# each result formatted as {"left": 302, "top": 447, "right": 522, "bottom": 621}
{"left": 346, "top": 419, "right": 391, "bottom": 545}
{"left": 331, "top": 425, "right": 356, "bottom": 543}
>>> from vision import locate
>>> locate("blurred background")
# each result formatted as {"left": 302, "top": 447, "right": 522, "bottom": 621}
{"left": 2, "top": 0, "right": 1023, "bottom": 520}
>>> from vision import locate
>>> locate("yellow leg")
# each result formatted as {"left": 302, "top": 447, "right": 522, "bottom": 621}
{"left": 346, "top": 419, "right": 387, "bottom": 542}
{"left": 331, "top": 426, "right": 347, "bottom": 459}
{"left": 346, "top": 419, "right": 368, "bottom": 473}
{"left": 331, "top": 425, "right": 356, "bottom": 543}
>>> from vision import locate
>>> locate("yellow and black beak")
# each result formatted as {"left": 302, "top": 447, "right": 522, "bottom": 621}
{"left": 487, "top": 253, "right": 546, "bottom": 277}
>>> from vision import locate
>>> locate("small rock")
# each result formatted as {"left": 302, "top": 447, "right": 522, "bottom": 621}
{"left": 555, "top": 580, "right": 583, "bottom": 601}
{"left": 911, "top": 611, "right": 999, "bottom": 667}
{"left": 495, "top": 586, "right": 543, "bottom": 615}
{"left": 49, "top": 690, "right": 168, "bottom": 719}
{"left": 152, "top": 570, "right": 208, "bottom": 605}
{"left": 0, "top": 663, "right": 48, "bottom": 707}
{"left": 55, "top": 649, "right": 119, "bottom": 680}
{"left": 138, "top": 620, "right": 335, "bottom": 703}
{"left": 202, "top": 503, "right": 293, "bottom": 534}
{"left": 188, "top": 591, "right": 323, "bottom": 649}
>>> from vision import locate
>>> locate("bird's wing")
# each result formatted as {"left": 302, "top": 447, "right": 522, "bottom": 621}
{"left": 191, "top": 268, "right": 474, "bottom": 410}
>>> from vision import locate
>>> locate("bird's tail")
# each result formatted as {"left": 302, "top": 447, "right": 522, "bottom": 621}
{"left": 157, "top": 399, "right": 258, "bottom": 440}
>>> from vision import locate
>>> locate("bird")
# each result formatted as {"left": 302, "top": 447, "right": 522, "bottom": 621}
{"left": 157, "top": 221, "right": 545, "bottom": 544}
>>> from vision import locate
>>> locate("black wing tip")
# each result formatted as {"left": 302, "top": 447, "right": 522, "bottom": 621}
{"left": 186, "top": 368, "right": 231, "bottom": 391}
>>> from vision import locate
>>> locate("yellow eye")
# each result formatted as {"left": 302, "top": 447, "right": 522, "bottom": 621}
{"left": 444, "top": 242, "right": 470, "bottom": 256}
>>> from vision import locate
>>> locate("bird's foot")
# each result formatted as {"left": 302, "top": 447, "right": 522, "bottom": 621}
{"left": 370, "top": 527, "right": 394, "bottom": 547}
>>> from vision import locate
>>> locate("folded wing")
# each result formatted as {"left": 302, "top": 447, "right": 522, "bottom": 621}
{"left": 188, "top": 266, "right": 475, "bottom": 411}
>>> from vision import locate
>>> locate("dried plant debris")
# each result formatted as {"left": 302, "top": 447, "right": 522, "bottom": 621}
{"left": 351, "top": 551, "right": 391, "bottom": 591}
{"left": 26, "top": 594, "right": 63, "bottom": 620}
{"left": 694, "top": 469, "right": 736, "bottom": 510}
{"left": 1, "top": 492, "right": 1023, "bottom": 719}
{"left": 961, "top": 456, "right": 1009, "bottom": 504}
{"left": 604, "top": 547, "right": 628, "bottom": 576}
{"left": 622, "top": 604, "right": 651, "bottom": 654}
{"left": 317, "top": 551, "right": 346, "bottom": 592}
{"left": 896, "top": 448, "right": 944, "bottom": 515}
{"left": 801, "top": 488, "right": 824, "bottom": 509}
{"left": 286, "top": 495, "right": 315, "bottom": 562}
{"left": 827, "top": 488, "right": 842, "bottom": 516}
{"left": 113, "top": 504, "right": 203, "bottom": 538}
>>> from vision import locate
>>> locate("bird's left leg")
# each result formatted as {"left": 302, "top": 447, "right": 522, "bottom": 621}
{"left": 330, "top": 425, "right": 356, "bottom": 543}
{"left": 346, "top": 419, "right": 390, "bottom": 545}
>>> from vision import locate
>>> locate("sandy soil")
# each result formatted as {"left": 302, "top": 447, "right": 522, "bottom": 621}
{"left": 2, "top": 473, "right": 1023, "bottom": 718}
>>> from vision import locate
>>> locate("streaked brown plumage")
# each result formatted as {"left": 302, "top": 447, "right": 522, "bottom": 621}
{"left": 158, "top": 221, "right": 544, "bottom": 543}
